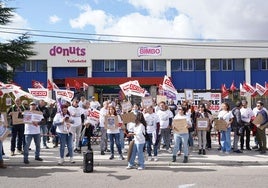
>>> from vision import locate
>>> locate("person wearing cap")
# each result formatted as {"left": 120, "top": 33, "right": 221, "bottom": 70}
{"left": 23, "top": 102, "right": 43, "bottom": 164}
{"left": 240, "top": 100, "right": 254, "bottom": 150}
{"left": 253, "top": 101, "right": 268, "bottom": 154}
{"left": 90, "top": 96, "right": 101, "bottom": 110}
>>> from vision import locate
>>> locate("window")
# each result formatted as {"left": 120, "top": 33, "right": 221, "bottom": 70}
{"left": 15, "top": 63, "right": 24, "bottom": 72}
{"left": 25, "top": 60, "right": 36, "bottom": 72}
{"left": 234, "top": 59, "right": 244, "bottom": 71}
{"left": 261, "top": 58, "right": 268, "bottom": 70}
{"left": 143, "top": 60, "right": 154, "bottom": 72}
{"left": 38, "top": 60, "right": 47, "bottom": 72}
{"left": 195, "top": 59, "right": 205, "bottom": 70}
{"left": 182, "top": 59, "right": 194, "bottom": 71}
{"left": 222, "top": 59, "right": 233, "bottom": 71}
{"left": 211, "top": 59, "right": 220, "bottom": 71}
{"left": 131, "top": 60, "right": 142, "bottom": 71}
{"left": 104, "top": 60, "right": 115, "bottom": 72}
{"left": 155, "top": 60, "right": 166, "bottom": 71}
{"left": 171, "top": 60, "right": 181, "bottom": 71}
{"left": 117, "top": 60, "right": 127, "bottom": 72}
{"left": 77, "top": 67, "right": 87, "bottom": 77}
{"left": 92, "top": 60, "right": 103, "bottom": 72}
{"left": 250, "top": 59, "right": 259, "bottom": 70}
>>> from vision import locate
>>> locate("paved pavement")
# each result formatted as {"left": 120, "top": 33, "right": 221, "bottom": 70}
{"left": 2, "top": 135, "right": 268, "bottom": 167}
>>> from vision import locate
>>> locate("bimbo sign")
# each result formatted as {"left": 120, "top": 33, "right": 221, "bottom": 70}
{"left": 137, "top": 46, "right": 162, "bottom": 56}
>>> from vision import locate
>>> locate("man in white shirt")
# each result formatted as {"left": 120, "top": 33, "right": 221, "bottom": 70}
{"left": 99, "top": 101, "right": 109, "bottom": 155}
{"left": 90, "top": 96, "right": 101, "bottom": 110}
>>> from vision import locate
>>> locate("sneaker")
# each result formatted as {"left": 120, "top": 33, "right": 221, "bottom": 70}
{"left": 234, "top": 150, "right": 243, "bottom": 153}
{"left": 109, "top": 155, "right": 114, "bottom": 160}
{"left": 101, "top": 151, "right": 105, "bottom": 155}
{"left": 137, "top": 167, "right": 144, "bottom": 170}
{"left": 24, "top": 159, "right": 30, "bottom": 164}
{"left": 126, "top": 165, "right": 135, "bottom": 169}
{"left": 148, "top": 156, "right": 153, "bottom": 161}
{"left": 154, "top": 157, "right": 158, "bottom": 162}
{"left": 2, "top": 155, "right": 9, "bottom": 159}
{"left": 42, "top": 146, "right": 49, "bottom": 149}
{"left": 10, "top": 151, "right": 15, "bottom": 156}
{"left": 119, "top": 155, "right": 125, "bottom": 160}
{"left": 66, "top": 152, "right": 70, "bottom": 157}
{"left": 58, "top": 158, "right": 64, "bottom": 165}
{"left": 70, "top": 157, "right": 75, "bottom": 163}
{"left": 35, "top": 157, "right": 43, "bottom": 161}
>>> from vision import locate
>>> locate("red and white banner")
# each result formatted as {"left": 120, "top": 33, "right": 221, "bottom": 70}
{"left": 239, "top": 83, "right": 247, "bottom": 97}
{"left": 86, "top": 109, "right": 100, "bottom": 126}
{"left": 54, "top": 89, "right": 74, "bottom": 102}
{"left": 119, "top": 80, "right": 146, "bottom": 97}
{"left": 162, "top": 75, "right": 178, "bottom": 94}
{"left": 28, "top": 88, "right": 49, "bottom": 99}
{"left": 221, "top": 84, "right": 229, "bottom": 98}
{"left": 243, "top": 82, "right": 257, "bottom": 97}
{"left": 47, "top": 79, "right": 59, "bottom": 90}
{"left": 255, "top": 83, "right": 267, "bottom": 96}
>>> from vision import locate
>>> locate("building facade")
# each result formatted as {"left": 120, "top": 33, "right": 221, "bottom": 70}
{"left": 13, "top": 42, "right": 268, "bottom": 102}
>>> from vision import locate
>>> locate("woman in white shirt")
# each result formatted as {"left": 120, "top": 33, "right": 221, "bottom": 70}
{"left": 53, "top": 105, "right": 75, "bottom": 165}
{"left": 126, "top": 112, "right": 147, "bottom": 170}
{"left": 217, "top": 102, "right": 233, "bottom": 154}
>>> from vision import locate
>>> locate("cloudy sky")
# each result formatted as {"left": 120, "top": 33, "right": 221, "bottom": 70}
{"left": 1, "top": 0, "right": 268, "bottom": 43}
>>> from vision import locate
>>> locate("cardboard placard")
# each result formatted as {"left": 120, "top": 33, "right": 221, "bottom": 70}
{"left": 142, "top": 96, "right": 153, "bottom": 108}
{"left": 121, "top": 112, "right": 136, "bottom": 124}
{"left": 0, "top": 126, "right": 11, "bottom": 141}
{"left": 184, "top": 89, "right": 194, "bottom": 101}
{"left": 156, "top": 95, "right": 167, "bottom": 104}
{"left": 196, "top": 118, "right": 209, "bottom": 131}
{"left": 172, "top": 119, "right": 188, "bottom": 134}
{"left": 214, "top": 119, "right": 227, "bottom": 131}
{"left": 121, "top": 101, "right": 132, "bottom": 113}
{"left": 252, "top": 114, "right": 264, "bottom": 125}
{"left": 23, "top": 110, "right": 44, "bottom": 124}
{"left": 11, "top": 111, "right": 24, "bottom": 125}
{"left": 104, "top": 115, "right": 119, "bottom": 130}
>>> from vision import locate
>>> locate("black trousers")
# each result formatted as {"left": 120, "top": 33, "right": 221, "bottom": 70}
{"left": 240, "top": 125, "right": 251, "bottom": 149}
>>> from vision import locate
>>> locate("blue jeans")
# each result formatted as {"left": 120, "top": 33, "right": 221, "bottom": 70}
{"left": 146, "top": 133, "right": 159, "bottom": 157}
{"left": 24, "top": 134, "right": 41, "bottom": 160}
{"left": 220, "top": 127, "right": 231, "bottom": 152}
{"left": 172, "top": 133, "right": 189, "bottom": 157}
{"left": 120, "top": 129, "right": 125, "bottom": 150}
{"left": 0, "top": 141, "right": 3, "bottom": 160}
{"left": 128, "top": 143, "right": 145, "bottom": 168}
{"left": 108, "top": 133, "right": 122, "bottom": 155}
{"left": 40, "top": 124, "right": 48, "bottom": 147}
{"left": 58, "top": 133, "right": 73, "bottom": 158}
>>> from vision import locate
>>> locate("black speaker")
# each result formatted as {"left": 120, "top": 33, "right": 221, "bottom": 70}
{"left": 83, "top": 150, "right": 94, "bottom": 173}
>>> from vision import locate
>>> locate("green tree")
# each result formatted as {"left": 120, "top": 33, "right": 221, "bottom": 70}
{"left": 0, "top": 1, "right": 36, "bottom": 82}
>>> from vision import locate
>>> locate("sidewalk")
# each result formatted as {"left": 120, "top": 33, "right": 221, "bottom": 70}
{"left": 2, "top": 136, "right": 268, "bottom": 167}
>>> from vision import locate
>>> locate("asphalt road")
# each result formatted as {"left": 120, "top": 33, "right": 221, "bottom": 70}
{"left": 1, "top": 165, "right": 268, "bottom": 188}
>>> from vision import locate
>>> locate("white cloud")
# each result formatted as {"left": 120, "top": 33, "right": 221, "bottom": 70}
{"left": 0, "top": 13, "right": 29, "bottom": 42}
{"left": 69, "top": 0, "right": 268, "bottom": 41}
{"left": 49, "top": 15, "right": 61, "bottom": 24}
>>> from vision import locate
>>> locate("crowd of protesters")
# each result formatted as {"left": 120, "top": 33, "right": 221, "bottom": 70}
{"left": 0, "top": 95, "right": 267, "bottom": 169}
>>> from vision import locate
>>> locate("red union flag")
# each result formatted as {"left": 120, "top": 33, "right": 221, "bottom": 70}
{"left": 129, "top": 82, "right": 146, "bottom": 97}
{"left": 28, "top": 88, "right": 49, "bottom": 99}
{"left": 221, "top": 84, "right": 229, "bottom": 98}
{"left": 32, "top": 80, "right": 44, "bottom": 89}
{"left": 243, "top": 82, "right": 256, "bottom": 95}
{"left": 255, "top": 83, "right": 267, "bottom": 96}
{"left": 162, "top": 75, "right": 178, "bottom": 94}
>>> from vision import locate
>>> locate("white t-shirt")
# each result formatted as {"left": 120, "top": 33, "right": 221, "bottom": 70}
{"left": 68, "top": 105, "right": 84, "bottom": 127}
{"left": 218, "top": 110, "right": 233, "bottom": 128}
{"left": 24, "top": 123, "right": 40, "bottom": 135}
{"left": 240, "top": 107, "right": 254, "bottom": 123}
{"left": 144, "top": 112, "right": 160, "bottom": 134}
{"left": 157, "top": 109, "right": 173, "bottom": 129}
{"left": 99, "top": 107, "right": 108, "bottom": 128}
{"left": 133, "top": 123, "right": 146, "bottom": 144}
